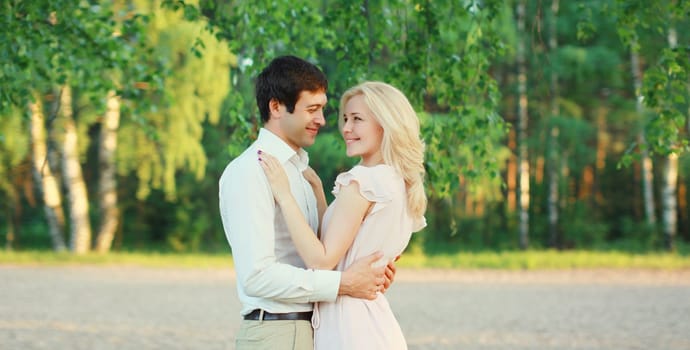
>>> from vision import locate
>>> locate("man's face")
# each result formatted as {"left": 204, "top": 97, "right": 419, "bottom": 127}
{"left": 277, "top": 90, "right": 327, "bottom": 150}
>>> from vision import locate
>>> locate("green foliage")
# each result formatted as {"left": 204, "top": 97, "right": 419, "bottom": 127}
{"left": 3, "top": 0, "right": 690, "bottom": 253}
{"left": 1, "top": 210, "right": 52, "bottom": 250}
{"left": 0, "top": 0, "right": 155, "bottom": 114}
{"left": 0, "top": 107, "right": 29, "bottom": 236}
{"left": 384, "top": 1, "right": 508, "bottom": 197}
{"left": 118, "top": 0, "right": 235, "bottom": 200}
{"left": 537, "top": 114, "right": 597, "bottom": 172}
{"left": 116, "top": 114, "right": 243, "bottom": 253}
{"left": 162, "top": 0, "right": 509, "bottom": 200}
{"left": 578, "top": 0, "right": 690, "bottom": 159}
{"left": 559, "top": 201, "right": 610, "bottom": 248}
{"left": 642, "top": 47, "right": 690, "bottom": 155}
{"left": 417, "top": 198, "right": 512, "bottom": 253}
{"left": 0, "top": 108, "right": 29, "bottom": 180}
{"left": 556, "top": 45, "right": 625, "bottom": 93}
{"left": 616, "top": 216, "right": 663, "bottom": 250}
{"left": 163, "top": 0, "right": 336, "bottom": 158}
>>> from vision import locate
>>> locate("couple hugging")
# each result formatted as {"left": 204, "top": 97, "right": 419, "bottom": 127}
{"left": 219, "top": 55, "right": 426, "bottom": 350}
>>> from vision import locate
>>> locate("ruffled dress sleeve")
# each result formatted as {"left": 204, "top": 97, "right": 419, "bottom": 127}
{"left": 332, "top": 165, "right": 394, "bottom": 215}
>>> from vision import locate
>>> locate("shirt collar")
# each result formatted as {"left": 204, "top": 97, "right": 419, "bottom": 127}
{"left": 256, "top": 128, "right": 310, "bottom": 170}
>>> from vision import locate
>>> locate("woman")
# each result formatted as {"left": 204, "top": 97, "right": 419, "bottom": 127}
{"left": 258, "top": 81, "right": 427, "bottom": 349}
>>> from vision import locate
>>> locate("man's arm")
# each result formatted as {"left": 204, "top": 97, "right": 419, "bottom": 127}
{"left": 220, "top": 158, "right": 339, "bottom": 303}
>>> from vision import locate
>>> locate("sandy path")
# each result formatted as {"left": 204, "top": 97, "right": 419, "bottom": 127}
{"left": 1, "top": 266, "right": 689, "bottom": 350}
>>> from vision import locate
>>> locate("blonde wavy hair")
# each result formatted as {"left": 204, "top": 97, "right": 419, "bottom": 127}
{"left": 339, "top": 81, "right": 427, "bottom": 219}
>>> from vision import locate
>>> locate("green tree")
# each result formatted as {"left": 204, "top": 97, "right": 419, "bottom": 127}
{"left": 0, "top": 109, "right": 30, "bottom": 250}
{"left": 118, "top": 0, "right": 235, "bottom": 200}
{"left": 581, "top": 0, "right": 690, "bottom": 249}
{"left": 1, "top": 0, "right": 159, "bottom": 252}
{"left": 515, "top": 0, "right": 530, "bottom": 249}
{"left": 164, "top": 0, "right": 510, "bottom": 236}
{"left": 0, "top": 1, "right": 151, "bottom": 114}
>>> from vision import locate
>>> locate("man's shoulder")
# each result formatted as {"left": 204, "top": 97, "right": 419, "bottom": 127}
{"left": 220, "top": 144, "right": 261, "bottom": 182}
{"left": 228, "top": 145, "right": 256, "bottom": 166}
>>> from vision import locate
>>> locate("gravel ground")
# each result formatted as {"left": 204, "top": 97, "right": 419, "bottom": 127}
{"left": 1, "top": 266, "right": 689, "bottom": 350}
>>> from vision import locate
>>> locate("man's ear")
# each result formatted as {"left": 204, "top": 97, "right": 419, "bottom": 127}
{"left": 268, "top": 98, "right": 282, "bottom": 120}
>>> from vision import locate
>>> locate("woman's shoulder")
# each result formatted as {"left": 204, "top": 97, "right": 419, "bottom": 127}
{"left": 348, "top": 164, "right": 399, "bottom": 178}
{"left": 333, "top": 164, "right": 402, "bottom": 199}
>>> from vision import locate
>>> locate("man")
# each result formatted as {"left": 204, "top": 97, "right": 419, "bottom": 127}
{"left": 219, "top": 55, "right": 391, "bottom": 350}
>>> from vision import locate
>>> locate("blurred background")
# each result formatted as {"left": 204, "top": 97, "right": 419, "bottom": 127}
{"left": 1, "top": 0, "right": 689, "bottom": 258}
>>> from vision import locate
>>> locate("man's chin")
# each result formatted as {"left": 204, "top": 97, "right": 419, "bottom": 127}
{"left": 301, "top": 139, "right": 316, "bottom": 148}
{"left": 303, "top": 135, "right": 318, "bottom": 147}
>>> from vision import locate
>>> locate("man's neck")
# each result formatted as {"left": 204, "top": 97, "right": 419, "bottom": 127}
{"left": 263, "top": 124, "right": 299, "bottom": 152}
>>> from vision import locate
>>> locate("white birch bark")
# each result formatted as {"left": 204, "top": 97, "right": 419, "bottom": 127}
{"left": 516, "top": 0, "right": 530, "bottom": 249}
{"left": 60, "top": 86, "right": 92, "bottom": 254}
{"left": 29, "top": 98, "right": 67, "bottom": 251}
{"left": 630, "top": 41, "right": 657, "bottom": 225}
{"left": 547, "top": 0, "right": 560, "bottom": 248}
{"left": 661, "top": 27, "right": 678, "bottom": 250}
{"left": 95, "top": 91, "right": 121, "bottom": 253}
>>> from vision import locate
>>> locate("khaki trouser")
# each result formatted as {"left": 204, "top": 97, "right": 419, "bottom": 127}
{"left": 235, "top": 319, "right": 314, "bottom": 350}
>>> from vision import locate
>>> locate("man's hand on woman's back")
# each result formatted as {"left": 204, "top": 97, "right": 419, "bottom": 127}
{"left": 338, "top": 251, "right": 386, "bottom": 300}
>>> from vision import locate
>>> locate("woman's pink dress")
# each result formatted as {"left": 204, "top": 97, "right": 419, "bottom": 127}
{"left": 313, "top": 164, "right": 425, "bottom": 350}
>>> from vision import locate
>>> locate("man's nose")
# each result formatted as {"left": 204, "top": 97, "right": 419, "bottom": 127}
{"left": 314, "top": 110, "right": 325, "bottom": 126}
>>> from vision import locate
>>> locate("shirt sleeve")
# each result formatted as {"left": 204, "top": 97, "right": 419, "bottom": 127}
{"left": 219, "top": 157, "right": 340, "bottom": 303}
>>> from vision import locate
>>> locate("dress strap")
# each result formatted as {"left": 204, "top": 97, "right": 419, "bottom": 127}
{"left": 311, "top": 302, "right": 321, "bottom": 330}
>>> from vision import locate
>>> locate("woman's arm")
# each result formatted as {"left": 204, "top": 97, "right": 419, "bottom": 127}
{"left": 259, "top": 152, "right": 370, "bottom": 269}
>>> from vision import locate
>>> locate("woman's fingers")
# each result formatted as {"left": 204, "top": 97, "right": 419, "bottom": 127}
{"left": 257, "top": 150, "right": 292, "bottom": 200}
{"left": 263, "top": 153, "right": 280, "bottom": 168}
{"left": 258, "top": 150, "right": 278, "bottom": 171}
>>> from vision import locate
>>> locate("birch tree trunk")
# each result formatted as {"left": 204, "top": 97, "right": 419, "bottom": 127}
{"left": 661, "top": 153, "right": 678, "bottom": 250}
{"left": 60, "top": 86, "right": 92, "bottom": 254}
{"left": 95, "top": 91, "right": 121, "bottom": 253}
{"left": 47, "top": 89, "right": 63, "bottom": 187}
{"left": 547, "top": 0, "right": 560, "bottom": 248}
{"left": 630, "top": 42, "right": 657, "bottom": 225}
{"left": 29, "top": 98, "right": 67, "bottom": 251}
{"left": 660, "top": 26, "right": 678, "bottom": 251}
{"left": 516, "top": 0, "right": 530, "bottom": 249}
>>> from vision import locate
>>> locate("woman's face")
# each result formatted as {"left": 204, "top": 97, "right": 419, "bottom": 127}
{"left": 341, "top": 94, "right": 384, "bottom": 166}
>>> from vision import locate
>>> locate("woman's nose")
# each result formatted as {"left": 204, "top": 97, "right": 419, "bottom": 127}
{"left": 342, "top": 119, "right": 352, "bottom": 132}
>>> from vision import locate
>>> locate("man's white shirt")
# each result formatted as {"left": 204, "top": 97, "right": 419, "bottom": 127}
{"left": 219, "top": 128, "right": 340, "bottom": 316}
